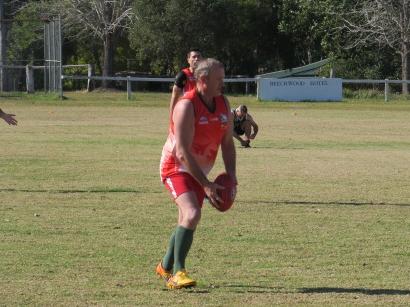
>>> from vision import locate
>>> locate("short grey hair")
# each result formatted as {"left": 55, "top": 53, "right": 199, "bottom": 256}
{"left": 194, "top": 58, "right": 224, "bottom": 80}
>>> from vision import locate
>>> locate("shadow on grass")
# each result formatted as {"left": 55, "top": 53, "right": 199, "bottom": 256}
{"left": 0, "top": 188, "right": 145, "bottom": 194}
{"left": 300, "top": 287, "right": 410, "bottom": 296}
{"left": 213, "top": 283, "right": 285, "bottom": 294}
{"left": 161, "top": 285, "right": 410, "bottom": 296}
{"left": 249, "top": 200, "right": 410, "bottom": 207}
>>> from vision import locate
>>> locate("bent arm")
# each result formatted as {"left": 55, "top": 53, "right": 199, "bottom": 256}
{"left": 173, "top": 100, "right": 224, "bottom": 206}
{"left": 232, "top": 129, "right": 245, "bottom": 144}
{"left": 247, "top": 114, "right": 258, "bottom": 139}
{"left": 173, "top": 100, "right": 210, "bottom": 187}
{"left": 169, "top": 85, "right": 183, "bottom": 117}
{"left": 221, "top": 98, "right": 237, "bottom": 183}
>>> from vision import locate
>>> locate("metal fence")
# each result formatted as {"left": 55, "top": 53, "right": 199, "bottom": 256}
{"left": 61, "top": 75, "right": 255, "bottom": 100}
{"left": 61, "top": 75, "right": 410, "bottom": 101}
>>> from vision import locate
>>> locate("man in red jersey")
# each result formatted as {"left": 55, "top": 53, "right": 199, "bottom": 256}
{"left": 157, "top": 58, "right": 237, "bottom": 289}
{"left": 0, "top": 108, "right": 17, "bottom": 125}
{"left": 169, "top": 49, "right": 202, "bottom": 115}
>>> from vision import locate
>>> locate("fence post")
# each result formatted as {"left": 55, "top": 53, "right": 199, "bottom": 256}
{"left": 26, "top": 65, "right": 34, "bottom": 93}
{"left": 127, "top": 76, "right": 131, "bottom": 100}
{"left": 384, "top": 79, "right": 389, "bottom": 102}
{"left": 87, "top": 64, "right": 94, "bottom": 92}
{"left": 59, "top": 75, "right": 64, "bottom": 99}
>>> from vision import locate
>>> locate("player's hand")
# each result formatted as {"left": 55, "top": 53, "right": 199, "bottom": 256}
{"left": 203, "top": 182, "right": 224, "bottom": 209}
{"left": 1, "top": 113, "right": 17, "bottom": 125}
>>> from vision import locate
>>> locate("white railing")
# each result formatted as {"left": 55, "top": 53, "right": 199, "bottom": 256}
{"left": 342, "top": 79, "right": 410, "bottom": 102}
{"left": 61, "top": 75, "right": 255, "bottom": 100}
{"left": 61, "top": 75, "right": 410, "bottom": 101}
{"left": 2, "top": 66, "right": 409, "bottom": 102}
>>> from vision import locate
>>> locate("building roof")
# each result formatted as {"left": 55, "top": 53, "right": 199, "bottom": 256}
{"left": 257, "top": 58, "right": 330, "bottom": 79}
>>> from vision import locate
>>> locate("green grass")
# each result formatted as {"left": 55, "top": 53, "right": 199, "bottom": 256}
{"left": 1, "top": 92, "right": 410, "bottom": 305}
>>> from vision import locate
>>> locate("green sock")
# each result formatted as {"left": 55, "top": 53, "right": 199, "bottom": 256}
{"left": 173, "top": 225, "right": 194, "bottom": 274}
{"left": 162, "top": 231, "right": 176, "bottom": 271}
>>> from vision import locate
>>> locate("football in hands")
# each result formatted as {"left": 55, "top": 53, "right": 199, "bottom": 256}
{"left": 213, "top": 173, "right": 237, "bottom": 212}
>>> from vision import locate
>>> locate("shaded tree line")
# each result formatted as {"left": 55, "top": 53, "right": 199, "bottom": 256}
{"left": 3, "top": 0, "right": 410, "bottom": 92}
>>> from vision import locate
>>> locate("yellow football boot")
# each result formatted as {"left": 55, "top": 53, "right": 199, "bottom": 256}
{"left": 167, "top": 270, "right": 196, "bottom": 289}
{"left": 155, "top": 262, "right": 172, "bottom": 282}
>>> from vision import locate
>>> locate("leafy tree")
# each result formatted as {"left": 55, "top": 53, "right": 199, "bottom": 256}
{"left": 337, "top": 0, "right": 410, "bottom": 93}
{"left": 5, "top": 2, "right": 44, "bottom": 63}
{"left": 58, "top": 0, "right": 134, "bottom": 87}
{"left": 129, "top": 0, "right": 277, "bottom": 76}
{"left": 277, "top": 0, "right": 339, "bottom": 66}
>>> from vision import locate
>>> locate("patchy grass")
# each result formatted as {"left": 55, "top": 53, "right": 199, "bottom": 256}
{"left": 1, "top": 92, "right": 410, "bottom": 305}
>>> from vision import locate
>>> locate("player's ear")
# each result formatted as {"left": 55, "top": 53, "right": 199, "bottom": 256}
{"left": 198, "top": 75, "right": 207, "bottom": 84}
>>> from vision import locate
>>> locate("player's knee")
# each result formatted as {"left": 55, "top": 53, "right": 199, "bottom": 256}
{"left": 183, "top": 208, "right": 201, "bottom": 227}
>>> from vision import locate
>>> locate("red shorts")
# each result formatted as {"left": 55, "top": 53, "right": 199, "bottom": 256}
{"left": 163, "top": 172, "right": 206, "bottom": 207}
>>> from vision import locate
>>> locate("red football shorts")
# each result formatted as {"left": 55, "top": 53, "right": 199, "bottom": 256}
{"left": 163, "top": 172, "right": 206, "bottom": 207}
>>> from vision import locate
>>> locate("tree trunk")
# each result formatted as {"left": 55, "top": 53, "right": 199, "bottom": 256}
{"left": 401, "top": 45, "right": 409, "bottom": 95}
{"left": 102, "top": 33, "right": 114, "bottom": 89}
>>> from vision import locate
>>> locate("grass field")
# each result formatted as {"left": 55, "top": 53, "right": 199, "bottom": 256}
{"left": 1, "top": 92, "right": 410, "bottom": 305}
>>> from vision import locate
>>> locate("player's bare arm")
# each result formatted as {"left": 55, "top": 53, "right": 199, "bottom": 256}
{"left": 169, "top": 85, "right": 183, "bottom": 116}
{"left": 247, "top": 114, "right": 258, "bottom": 139}
{"left": 173, "top": 99, "right": 222, "bottom": 206}
{"left": 221, "top": 97, "right": 237, "bottom": 184}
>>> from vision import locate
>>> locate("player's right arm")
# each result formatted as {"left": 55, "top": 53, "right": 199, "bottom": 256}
{"left": 232, "top": 130, "right": 245, "bottom": 145}
{"left": 169, "top": 85, "right": 183, "bottom": 116}
{"left": 247, "top": 114, "right": 258, "bottom": 139}
{"left": 169, "top": 71, "right": 186, "bottom": 116}
{"left": 173, "top": 99, "right": 222, "bottom": 206}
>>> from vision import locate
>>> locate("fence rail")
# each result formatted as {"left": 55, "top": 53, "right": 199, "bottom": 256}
{"left": 2, "top": 64, "right": 410, "bottom": 102}
{"left": 61, "top": 75, "right": 410, "bottom": 101}
{"left": 61, "top": 75, "right": 255, "bottom": 99}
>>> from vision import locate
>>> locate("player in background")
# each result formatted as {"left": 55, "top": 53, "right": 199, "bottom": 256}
{"left": 169, "top": 49, "right": 202, "bottom": 116}
{"left": 0, "top": 108, "right": 18, "bottom": 125}
{"left": 157, "top": 58, "right": 237, "bottom": 289}
{"left": 232, "top": 105, "right": 258, "bottom": 148}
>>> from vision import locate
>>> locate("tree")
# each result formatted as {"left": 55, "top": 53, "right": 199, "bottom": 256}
{"left": 59, "top": 0, "right": 134, "bottom": 88}
{"left": 339, "top": 0, "right": 410, "bottom": 94}
{"left": 1, "top": 0, "right": 31, "bottom": 91}
{"left": 129, "top": 0, "right": 277, "bottom": 76}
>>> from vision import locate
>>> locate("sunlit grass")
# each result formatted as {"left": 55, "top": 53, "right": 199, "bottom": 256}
{"left": 1, "top": 92, "right": 410, "bottom": 305}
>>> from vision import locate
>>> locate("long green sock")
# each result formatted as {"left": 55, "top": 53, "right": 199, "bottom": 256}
{"left": 162, "top": 231, "right": 176, "bottom": 271}
{"left": 173, "top": 225, "right": 194, "bottom": 274}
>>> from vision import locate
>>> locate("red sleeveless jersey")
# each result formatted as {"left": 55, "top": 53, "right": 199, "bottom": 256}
{"left": 182, "top": 68, "right": 196, "bottom": 93}
{"left": 160, "top": 90, "right": 230, "bottom": 181}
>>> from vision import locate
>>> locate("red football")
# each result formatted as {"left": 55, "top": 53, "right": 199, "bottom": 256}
{"left": 214, "top": 173, "right": 237, "bottom": 212}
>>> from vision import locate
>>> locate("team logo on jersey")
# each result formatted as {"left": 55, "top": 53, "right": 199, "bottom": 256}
{"left": 219, "top": 113, "right": 228, "bottom": 129}
{"left": 219, "top": 113, "right": 228, "bottom": 124}
{"left": 199, "top": 116, "right": 209, "bottom": 125}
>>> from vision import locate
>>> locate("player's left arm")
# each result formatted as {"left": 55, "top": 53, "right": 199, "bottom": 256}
{"left": 247, "top": 114, "right": 258, "bottom": 139}
{"left": 221, "top": 97, "right": 237, "bottom": 184}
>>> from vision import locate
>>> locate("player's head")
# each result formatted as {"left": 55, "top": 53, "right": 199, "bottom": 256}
{"left": 236, "top": 105, "right": 248, "bottom": 119}
{"left": 195, "top": 58, "right": 225, "bottom": 96}
{"left": 187, "top": 49, "right": 202, "bottom": 69}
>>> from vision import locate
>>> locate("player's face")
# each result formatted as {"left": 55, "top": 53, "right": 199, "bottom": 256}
{"left": 236, "top": 108, "right": 245, "bottom": 119}
{"left": 188, "top": 51, "right": 202, "bottom": 69}
{"left": 207, "top": 66, "right": 225, "bottom": 96}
